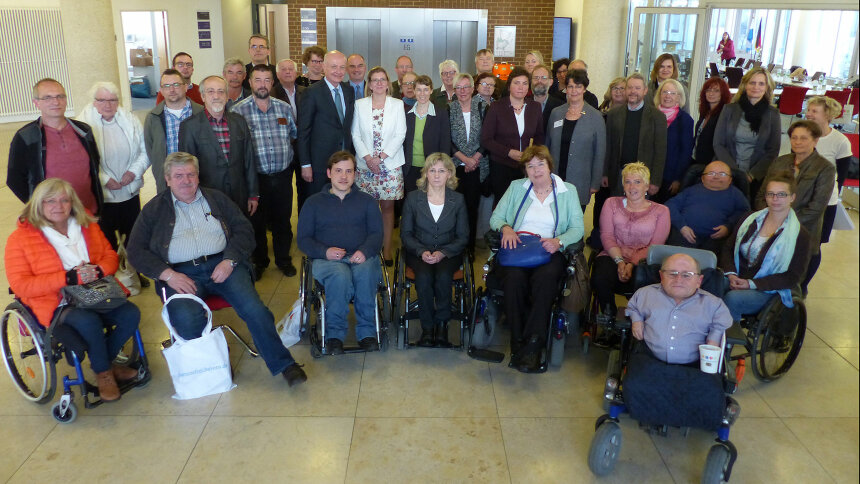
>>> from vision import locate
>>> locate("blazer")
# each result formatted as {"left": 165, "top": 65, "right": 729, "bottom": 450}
{"left": 298, "top": 79, "right": 355, "bottom": 174}
{"left": 663, "top": 109, "right": 695, "bottom": 186}
{"left": 713, "top": 102, "right": 781, "bottom": 180}
{"left": 545, "top": 102, "right": 607, "bottom": 206}
{"left": 403, "top": 105, "right": 451, "bottom": 176}
{"left": 755, "top": 151, "right": 836, "bottom": 250}
{"left": 537, "top": 95, "right": 565, "bottom": 134}
{"left": 693, "top": 113, "right": 719, "bottom": 164}
{"left": 481, "top": 98, "right": 545, "bottom": 170}
{"left": 604, "top": 102, "right": 668, "bottom": 193}
{"left": 351, "top": 96, "right": 407, "bottom": 171}
{"left": 178, "top": 110, "right": 258, "bottom": 212}
{"left": 449, "top": 96, "right": 484, "bottom": 158}
{"left": 400, "top": 188, "right": 469, "bottom": 258}
{"left": 143, "top": 100, "right": 204, "bottom": 193}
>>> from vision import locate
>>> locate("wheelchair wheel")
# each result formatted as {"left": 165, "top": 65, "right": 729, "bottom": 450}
{"left": 588, "top": 420, "right": 622, "bottom": 476}
{"left": 51, "top": 400, "right": 77, "bottom": 424}
{"left": 469, "top": 288, "right": 497, "bottom": 349}
{"left": 701, "top": 444, "right": 731, "bottom": 484}
{"left": 750, "top": 297, "right": 806, "bottom": 382}
{"left": 549, "top": 332, "right": 566, "bottom": 367}
{"left": 307, "top": 293, "right": 324, "bottom": 359}
{"left": 377, "top": 291, "right": 390, "bottom": 352}
{"left": 1, "top": 305, "right": 56, "bottom": 403}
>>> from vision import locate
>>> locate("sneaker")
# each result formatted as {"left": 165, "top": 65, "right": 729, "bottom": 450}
{"left": 279, "top": 261, "right": 298, "bottom": 278}
{"left": 282, "top": 363, "right": 307, "bottom": 387}
{"left": 359, "top": 337, "right": 379, "bottom": 352}
{"left": 326, "top": 338, "right": 345, "bottom": 355}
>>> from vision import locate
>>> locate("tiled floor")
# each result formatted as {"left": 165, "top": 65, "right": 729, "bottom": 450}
{"left": 0, "top": 122, "right": 857, "bottom": 483}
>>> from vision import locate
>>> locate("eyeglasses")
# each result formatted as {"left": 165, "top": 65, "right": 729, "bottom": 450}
{"left": 175, "top": 62, "right": 193, "bottom": 68}
{"left": 662, "top": 90, "right": 679, "bottom": 96}
{"left": 525, "top": 163, "right": 547, "bottom": 170}
{"left": 479, "top": 81, "right": 496, "bottom": 88}
{"left": 441, "top": 71, "right": 456, "bottom": 76}
{"left": 94, "top": 98, "right": 119, "bottom": 104}
{"left": 309, "top": 59, "right": 323, "bottom": 64}
{"left": 370, "top": 78, "right": 388, "bottom": 84}
{"left": 611, "top": 86, "right": 626, "bottom": 92}
{"left": 454, "top": 85, "right": 472, "bottom": 90}
{"left": 161, "top": 82, "right": 185, "bottom": 89}
{"left": 532, "top": 75, "right": 550, "bottom": 81}
{"left": 402, "top": 81, "right": 416, "bottom": 86}
{"left": 660, "top": 270, "right": 700, "bottom": 280}
{"left": 765, "top": 191, "right": 791, "bottom": 199}
{"left": 704, "top": 171, "right": 730, "bottom": 178}
{"left": 249, "top": 45, "right": 268, "bottom": 50}
{"left": 203, "top": 89, "right": 226, "bottom": 95}
{"left": 37, "top": 94, "right": 67, "bottom": 102}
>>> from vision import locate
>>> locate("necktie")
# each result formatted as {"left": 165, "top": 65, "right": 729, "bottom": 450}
{"left": 333, "top": 87, "right": 344, "bottom": 122}
{"left": 354, "top": 84, "right": 362, "bottom": 99}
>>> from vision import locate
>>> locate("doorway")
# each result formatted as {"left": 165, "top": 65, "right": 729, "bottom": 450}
{"left": 120, "top": 11, "right": 169, "bottom": 111}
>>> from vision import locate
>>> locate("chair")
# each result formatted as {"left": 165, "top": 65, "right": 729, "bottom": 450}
{"left": 778, "top": 85, "right": 809, "bottom": 130}
{"left": 709, "top": 62, "right": 720, "bottom": 79}
{"left": 843, "top": 134, "right": 859, "bottom": 210}
{"left": 789, "top": 65, "right": 802, "bottom": 74}
{"left": 824, "top": 89, "right": 851, "bottom": 117}
{"left": 848, "top": 88, "right": 859, "bottom": 120}
{"left": 734, "top": 58, "right": 745, "bottom": 67}
{"left": 743, "top": 59, "right": 754, "bottom": 69}
{"left": 811, "top": 71, "right": 826, "bottom": 81}
{"left": 766, "top": 63, "right": 775, "bottom": 72}
{"left": 725, "top": 67, "right": 744, "bottom": 89}
{"left": 753, "top": 61, "right": 762, "bottom": 68}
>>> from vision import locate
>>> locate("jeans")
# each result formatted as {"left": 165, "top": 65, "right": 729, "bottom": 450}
{"left": 251, "top": 168, "right": 294, "bottom": 269}
{"left": 312, "top": 256, "right": 382, "bottom": 341}
{"left": 723, "top": 289, "right": 775, "bottom": 321}
{"left": 159, "top": 255, "right": 295, "bottom": 375}
{"left": 405, "top": 251, "right": 460, "bottom": 330}
{"left": 60, "top": 302, "right": 140, "bottom": 373}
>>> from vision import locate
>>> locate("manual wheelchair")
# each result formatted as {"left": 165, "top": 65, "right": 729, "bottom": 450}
{"left": 299, "top": 255, "right": 392, "bottom": 357}
{"left": 1, "top": 297, "right": 151, "bottom": 424}
{"left": 469, "top": 232, "right": 586, "bottom": 371}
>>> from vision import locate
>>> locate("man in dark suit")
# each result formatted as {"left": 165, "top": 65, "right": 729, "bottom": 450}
{"left": 530, "top": 64, "right": 564, "bottom": 133}
{"left": 243, "top": 34, "right": 277, "bottom": 91}
{"left": 178, "top": 75, "right": 258, "bottom": 218}
{"left": 298, "top": 50, "right": 355, "bottom": 197}
{"left": 272, "top": 58, "right": 309, "bottom": 213}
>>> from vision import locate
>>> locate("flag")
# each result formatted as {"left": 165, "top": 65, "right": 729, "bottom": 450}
{"left": 755, "top": 20, "right": 763, "bottom": 52}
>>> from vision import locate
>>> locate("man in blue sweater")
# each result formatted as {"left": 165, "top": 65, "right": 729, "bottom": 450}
{"left": 297, "top": 151, "right": 383, "bottom": 354}
{"left": 666, "top": 161, "right": 750, "bottom": 254}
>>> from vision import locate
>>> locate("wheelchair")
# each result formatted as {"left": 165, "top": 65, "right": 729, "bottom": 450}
{"left": 391, "top": 249, "right": 475, "bottom": 349}
{"left": 587, "top": 245, "right": 741, "bottom": 483}
{"left": 470, "top": 232, "right": 586, "bottom": 370}
{"left": 299, "top": 254, "right": 392, "bottom": 357}
{"left": 1, "top": 297, "right": 151, "bottom": 424}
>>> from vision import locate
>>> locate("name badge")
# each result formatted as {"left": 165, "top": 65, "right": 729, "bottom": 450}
{"left": 277, "top": 117, "right": 287, "bottom": 125}
{"left": 553, "top": 119, "right": 564, "bottom": 129}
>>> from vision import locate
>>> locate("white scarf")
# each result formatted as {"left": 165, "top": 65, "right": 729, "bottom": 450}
{"left": 41, "top": 218, "right": 90, "bottom": 270}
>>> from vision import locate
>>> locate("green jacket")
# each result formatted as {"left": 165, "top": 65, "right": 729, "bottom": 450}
{"left": 489, "top": 175, "right": 584, "bottom": 248}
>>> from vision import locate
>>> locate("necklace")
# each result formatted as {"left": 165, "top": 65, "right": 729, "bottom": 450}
{"left": 512, "top": 103, "right": 524, "bottom": 114}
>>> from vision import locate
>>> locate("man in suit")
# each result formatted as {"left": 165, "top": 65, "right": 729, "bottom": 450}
{"left": 347, "top": 53, "right": 367, "bottom": 100}
{"left": 272, "top": 58, "right": 309, "bottom": 214}
{"left": 178, "top": 75, "right": 258, "bottom": 219}
{"left": 298, "top": 50, "right": 355, "bottom": 197}
{"left": 391, "top": 55, "right": 413, "bottom": 98}
{"left": 243, "top": 34, "right": 277, "bottom": 90}
{"left": 530, "top": 64, "right": 564, "bottom": 133}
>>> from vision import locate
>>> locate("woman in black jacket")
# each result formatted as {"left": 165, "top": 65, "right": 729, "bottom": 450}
{"left": 400, "top": 153, "right": 469, "bottom": 347}
{"left": 693, "top": 77, "right": 731, "bottom": 165}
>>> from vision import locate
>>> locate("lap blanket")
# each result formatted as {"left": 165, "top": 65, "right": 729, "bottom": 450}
{"left": 623, "top": 346, "right": 724, "bottom": 431}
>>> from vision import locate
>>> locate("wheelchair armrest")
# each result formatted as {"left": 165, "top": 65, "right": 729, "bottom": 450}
{"left": 725, "top": 322, "right": 745, "bottom": 347}
{"left": 484, "top": 230, "right": 501, "bottom": 251}
{"left": 563, "top": 239, "right": 584, "bottom": 257}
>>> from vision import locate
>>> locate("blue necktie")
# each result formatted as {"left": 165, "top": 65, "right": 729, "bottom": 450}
{"left": 333, "top": 87, "right": 344, "bottom": 122}
{"left": 354, "top": 84, "right": 362, "bottom": 99}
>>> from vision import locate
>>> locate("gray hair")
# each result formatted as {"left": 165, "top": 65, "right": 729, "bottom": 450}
{"left": 570, "top": 58, "right": 588, "bottom": 70}
{"left": 223, "top": 57, "right": 244, "bottom": 72}
{"left": 163, "top": 152, "right": 199, "bottom": 178}
{"left": 86, "top": 81, "right": 120, "bottom": 101}
{"left": 438, "top": 59, "right": 459, "bottom": 75}
{"left": 277, "top": 59, "right": 298, "bottom": 70}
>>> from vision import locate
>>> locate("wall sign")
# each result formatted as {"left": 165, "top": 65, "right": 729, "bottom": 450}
{"left": 197, "top": 11, "right": 211, "bottom": 49}
{"left": 494, "top": 26, "right": 516, "bottom": 57}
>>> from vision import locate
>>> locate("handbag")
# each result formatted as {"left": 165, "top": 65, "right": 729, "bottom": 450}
{"left": 560, "top": 251, "right": 590, "bottom": 314}
{"left": 276, "top": 298, "right": 304, "bottom": 348}
{"left": 497, "top": 181, "right": 559, "bottom": 268}
{"left": 61, "top": 275, "right": 129, "bottom": 311}
{"left": 114, "top": 232, "right": 141, "bottom": 296}
{"left": 160, "top": 294, "right": 235, "bottom": 400}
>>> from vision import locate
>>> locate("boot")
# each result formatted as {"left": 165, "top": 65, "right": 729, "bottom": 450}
{"left": 435, "top": 322, "right": 452, "bottom": 348}
{"left": 112, "top": 363, "right": 139, "bottom": 382}
{"left": 417, "top": 327, "right": 435, "bottom": 347}
{"left": 97, "top": 370, "right": 121, "bottom": 401}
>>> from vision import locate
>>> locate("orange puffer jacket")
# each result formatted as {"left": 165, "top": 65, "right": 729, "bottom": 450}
{"left": 4, "top": 218, "right": 118, "bottom": 327}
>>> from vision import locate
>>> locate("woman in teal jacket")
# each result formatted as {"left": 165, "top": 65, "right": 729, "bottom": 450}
{"left": 489, "top": 145, "right": 584, "bottom": 372}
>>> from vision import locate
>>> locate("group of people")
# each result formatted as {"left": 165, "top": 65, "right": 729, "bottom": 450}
{"left": 4, "top": 36, "right": 851, "bottom": 394}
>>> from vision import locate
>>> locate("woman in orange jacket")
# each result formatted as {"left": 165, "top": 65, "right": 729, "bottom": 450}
{"left": 5, "top": 178, "right": 140, "bottom": 402}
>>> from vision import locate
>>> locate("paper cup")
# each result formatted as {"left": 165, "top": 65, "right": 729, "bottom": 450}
{"left": 699, "top": 344, "right": 721, "bottom": 374}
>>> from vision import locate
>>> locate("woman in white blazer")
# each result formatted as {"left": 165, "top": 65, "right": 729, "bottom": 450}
{"left": 351, "top": 66, "right": 407, "bottom": 263}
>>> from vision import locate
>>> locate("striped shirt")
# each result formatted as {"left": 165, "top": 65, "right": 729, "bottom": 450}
{"left": 231, "top": 96, "right": 296, "bottom": 174}
{"left": 164, "top": 100, "right": 193, "bottom": 154}
{"left": 205, "top": 109, "right": 231, "bottom": 161}
{"left": 167, "top": 189, "right": 227, "bottom": 264}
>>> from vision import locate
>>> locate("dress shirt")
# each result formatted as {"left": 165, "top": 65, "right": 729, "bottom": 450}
{"left": 164, "top": 100, "right": 192, "bottom": 154}
{"left": 350, "top": 81, "right": 365, "bottom": 99}
{"left": 324, "top": 78, "right": 344, "bottom": 119}
{"left": 626, "top": 284, "right": 732, "bottom": 364}
{"left": 167, "top": 189, "right": 227, "bottom": 263}
{"left": 231, "top": 96, "right": 297, "bottom": 174}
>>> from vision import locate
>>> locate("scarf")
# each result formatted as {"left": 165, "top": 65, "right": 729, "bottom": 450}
{"left": 738, "top": 92, "right": 769, "bottom": 134}
{"left": 659, "top": 105, "right": 679, "bottom": 126}
{"left": 733, "top": 208, "right": 800, "bottom": 307}
{"left": 41, "top": 218, "right": 90, "bottom": 271}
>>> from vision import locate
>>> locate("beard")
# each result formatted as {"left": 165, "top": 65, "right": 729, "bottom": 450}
{"left": 208, "top": 103, "right": 225, "bottom": 114}
{"left": 532, "top": 84, "right": 548, "bottom": 97}
{"left": 254, "top": 88, "right": 270, "bottom": 99}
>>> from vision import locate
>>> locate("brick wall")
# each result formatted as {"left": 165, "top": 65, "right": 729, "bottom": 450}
{"left": 286, "top": 1, "right": 554, "bottom": 67}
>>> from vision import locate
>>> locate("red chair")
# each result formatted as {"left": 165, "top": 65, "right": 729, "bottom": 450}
{"left": 845, "top": 133, "right": 858, "bottom": 190}
{"left": 202, "top": 295, "right": 260, "bottom": 357}
{"left": 825, "top": 90, "right": 851, "bottom": 117}
{"left": 778, "top": 85, "right": 809, "bottom": 116}
{"left": 848, "top": 88, "right": 859, "bottom": 119}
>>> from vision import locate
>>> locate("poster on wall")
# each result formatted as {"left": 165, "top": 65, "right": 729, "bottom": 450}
{"left": 494, "top": 26, "right": 516, "bottom": 57}
{"left": 197, "top": 11, "right": 211, "bottom": 49}
{"left": 300, "top": 8, "right": 317, "bottom": 48}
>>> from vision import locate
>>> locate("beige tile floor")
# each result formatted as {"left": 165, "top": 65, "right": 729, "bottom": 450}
{"left": 0, "top": 122, "right": 858, "bottom": 483}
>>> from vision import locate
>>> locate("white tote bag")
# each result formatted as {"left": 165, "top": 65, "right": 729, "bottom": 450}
{"left": 161, "top": 294, "right": 236, "bottom": 400}
{"left": 275, "top": 298, "right": 304, "bottom": 348}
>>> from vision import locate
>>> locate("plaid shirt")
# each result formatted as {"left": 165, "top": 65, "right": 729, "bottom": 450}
{"left": 205, "top": 109, "right": 231, "bottom": 161}
{"left": 164, "top": 100, "right": 193, "bottom": 154}
{"left": 231, "top": 96, "right": 296, "bottom": 174}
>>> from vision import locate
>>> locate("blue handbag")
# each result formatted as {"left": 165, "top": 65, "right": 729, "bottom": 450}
{"left": 497, "top": 181, "right": 559, "bottom": 268}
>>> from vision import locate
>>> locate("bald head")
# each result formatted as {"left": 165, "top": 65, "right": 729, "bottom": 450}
{"left": 323, "top": 50, "right": 346, "bottom": 84}
{"left": 702, "top": 161, "right": 733, "bottom": 191}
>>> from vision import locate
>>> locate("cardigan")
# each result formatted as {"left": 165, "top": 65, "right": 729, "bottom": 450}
{"left": 604, "top": 103, "right": 668, "bottom": 193}
{"left": 663, "top": 109, "right": 695, "bottom": 186}
{"left": 489, "top": 174, "right": 584, "bottom": 249}
{"left": 400, "top": 188, "right": 468, "bottom": 258}
{"left": 545, "top": 102, "right": 607, "bottom": 205}
{"left": 712, "top": 102, "right": 781, "bottom": 180}
{"left": 598, "top": 197, "right": 671, "bottom": 263}
{"left": 351, "top": 96, "right": 407, "bottom": 170}
{"left": 5, "top": 218, "right": 118, "bottom": 327}
{"left": 449, "top": 96, "right": 484, "bottom": 158}
{"left": 403, "top": 104, "right": 451, "bottom": 176}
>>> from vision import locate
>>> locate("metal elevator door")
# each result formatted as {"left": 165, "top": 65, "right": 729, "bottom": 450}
{"left": 335, "top": 19, "right": 382, "bottom": 70}
{"left": 432, "top": 20, "right": 479, "bottom": 78}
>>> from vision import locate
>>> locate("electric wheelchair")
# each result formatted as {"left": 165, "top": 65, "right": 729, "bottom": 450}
{"left": 587, "top": 245, "right": 742, "bottom": 483}
{"left": 298, "top": 254, "right": 392, "bottom": 357}
{"left": 469, "top": 231, "right": 586, "bottom": 370}
{"left": 391, "top": 250, "right": 475, "bottom": 349}
{"left": 1, "top": 296, "right": 151, "bottom": 424}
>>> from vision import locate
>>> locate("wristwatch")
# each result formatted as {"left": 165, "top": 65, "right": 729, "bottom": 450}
{"left": 227, "top": 259, "right": 238, "bottom": 268}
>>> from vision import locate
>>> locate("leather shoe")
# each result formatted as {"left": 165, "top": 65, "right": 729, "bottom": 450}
{"left": 417, "top": 329, "right": 435, "bottom": 347}
{"left": 326, "top": 338, "right": 344, "bottom": 355}
{"left": 112, "top": 363, "right": 139, "bottom": 382}
{"left": 253, "top": 264, "right": 266, "bottom": 281}
{"left": 359, "top": 337, "right": 379, "bottom": 352}
{"left": 435, "top": 323, "right": 453, "bottom": 348}
{"left": 279, "top": 261, "right": 298, "bottom": 277}
{"left": 96, "top": 370, "right": 121, "bottom": 401}
{"left": 517, "top": 351, "right": 541, "bottom": 373}
{"left": 282, "top": 363, "right": 307, "bottom": 387}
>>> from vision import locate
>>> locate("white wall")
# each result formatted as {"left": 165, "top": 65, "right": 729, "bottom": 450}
{"left": 221, "top": 0, "right": 253, "bottom": 62}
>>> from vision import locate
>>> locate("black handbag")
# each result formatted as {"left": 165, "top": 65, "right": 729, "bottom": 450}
{"left": 61, "top": 275, "right": 128, "bottom": 311}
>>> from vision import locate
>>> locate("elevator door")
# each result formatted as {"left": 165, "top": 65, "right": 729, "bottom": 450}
{"left": 335, "top": 19, "right": 382, "bottom": 71}
{"left": 433, "top": 20, "right": 479, "bottom": 80}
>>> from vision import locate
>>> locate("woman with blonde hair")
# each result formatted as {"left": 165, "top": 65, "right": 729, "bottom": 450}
{"left": 400, "top": 153, "right": 468, "bottom": 347}
{"left": 5, "top": 178, "right": 141, "bottom": 402}
{"left": 523, "top": 51, "right": 544, "bottom": 74}
{"left": 598, "top": 77, "right": 627, "bottom": 115}
{"left": 654, "top": 79, "right": 694, "bottom": 201}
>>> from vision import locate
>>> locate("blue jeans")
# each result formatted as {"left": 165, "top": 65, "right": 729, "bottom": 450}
{"left": 61, "top": 302, "right": 140, "bottom": 373}
{"left": 159, "top": 256, "right": 295, "bottom": 375}
{"left": 724, "top": 289, "right": 775, "bottom": 321}
{"left": 312, "top": 256, "right": 381, "bottom": 341}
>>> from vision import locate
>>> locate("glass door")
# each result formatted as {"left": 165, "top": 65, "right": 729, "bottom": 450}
{"left": 629, "top": 7, "right": 707, "bottom": 117}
